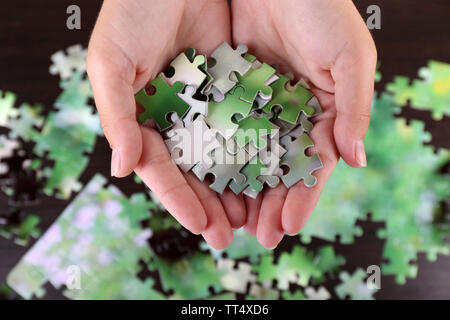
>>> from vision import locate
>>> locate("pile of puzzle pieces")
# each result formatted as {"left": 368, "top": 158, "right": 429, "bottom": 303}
{"left": 136, "top": 42, "right": 323, "bottom": 197}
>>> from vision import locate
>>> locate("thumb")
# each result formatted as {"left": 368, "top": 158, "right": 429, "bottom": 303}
{"left": 331, "top": 41, "right": 377, "bottom": 168}
{"left": 87, "top": 46, "right": 142, "bottom": 177}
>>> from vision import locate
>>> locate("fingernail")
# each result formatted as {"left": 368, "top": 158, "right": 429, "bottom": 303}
{"left": 111, "top": 148, "right": 121, "bottom": 177}
{"left": 355, "top": 140, "right": 367, "bottom": 167}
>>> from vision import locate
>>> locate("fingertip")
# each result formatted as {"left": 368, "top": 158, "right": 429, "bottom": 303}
{"left": 110, "top": 121, "right": 143, "bottom": 177}
{"left": 333, "top": 119, "right": 368, "bottom": 168}
{"left": 188, "top": 215, "right": 208, "bottom": 235}
{"left": 257, "top": 230, "right": 283, "bottom": 250}
{"left": 203, "top": 227, "right": 233, "bottom": 250}
{"left": 282, "top": 221, "right": 302, "bottom": 236}
{"left": 244, "top": 224, "right": 257, "bottom": 237}
{"left": 337, "top": 139, "right": 367, "bottom": 169}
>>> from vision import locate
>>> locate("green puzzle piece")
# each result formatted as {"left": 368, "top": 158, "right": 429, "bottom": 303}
{"left": 206, "top": 86, "right": 253, "bottom": 140}
{"left": 335, "top": 269, "right": 375, "bottom": 300}
{"left": 229, "top": 156, "right": 265, "bottom": 195}
{"left": 0, "top": 214, "right": 41, "bottom": 247}
{"left": 7, "top": 103, "right": 44, "bottom": 142}
{"left": 223, "top": 228, "right": 270, "bottom": 263}
{"left": 313, "top": 246, "right": 346, "bottom": 283}
{"left": 149, "top": 252, "right": 223, "bottom": 299}
{"left": 136, "top": 76, "right": 189, "bottom": 130}
{"left": 253, "top": 245, "right": 321, "bottom": 290}
{"left": 233, "top": 113, "right": 275, "bottom": 149}
{"left": 236, "top": 54, "right": 276, "bottom": 104}
{"left": 263, "top": 74, "right": 315, "bottom": 124}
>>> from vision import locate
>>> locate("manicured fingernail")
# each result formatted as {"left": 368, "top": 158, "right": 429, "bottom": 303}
{"left": 355, "top": 140, "right": 367, "bottom": 167}
{"left": 111, "top": 148, "right": 121, "bottom": 177}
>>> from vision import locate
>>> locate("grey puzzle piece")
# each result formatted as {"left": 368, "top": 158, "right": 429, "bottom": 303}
{"left": 243, "top": 175, "right": 280, "bottom": 199}
{"left": 176, "top": 85, "right": 208, "bottom": 127}
{"left": 205, "top": 42, "right": 252, "bottom": 96}
{"left": 274, "top": 95, "right": 322, "bottom": 137}
{"left": 280, "top": 134, "right": 323, "bottom": 188}
{"left": 192, "top": 136, "right": 257, "bottom": 194}
{"left": 165, "top": 116, "right": 220, "bottom": 172}
{"left": 162, "top": 52, "right": 206, "bottom": 89}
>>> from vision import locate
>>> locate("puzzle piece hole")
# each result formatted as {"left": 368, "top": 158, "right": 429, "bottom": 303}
{"left": 163, "top": 66, "right": 175, "bottom": 79}
{"left": 280, "top": 164, "right": 290, "bottom": 175}
{"left": 207, "top": 57, "right": 217, "bottom": 69}
{"left": 144, "top": 84, "right": 157, "bottom": 96}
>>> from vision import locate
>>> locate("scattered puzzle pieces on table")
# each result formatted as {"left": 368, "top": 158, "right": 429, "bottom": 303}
{"left": 387, "top": 60, "right": 450, "bottom": 120}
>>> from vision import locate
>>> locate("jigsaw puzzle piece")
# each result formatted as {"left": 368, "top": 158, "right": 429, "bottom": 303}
{"left": 55, "top": 71, "right": 93, "bottom": 110}
{"left": 162, "top": 51, "right": 207, "bottom": 89}
{"left": 304, "top": 286, "right": 331, "bottom": 300}
{"left": 280, "top": 135, "right": 323, "bottom": 188}
{"left": 164, "top": 116, "right": 220, "bottom": 172}
{"left": 148, "top": 252, "right": 223, "bottom": 299}
{"left": 231, "top": 112, "right": 278, "bottom": 151}
{"left": 248, "top": 281, "right": 280, "bottom": 300}
{"left": 253, "top": 246, "right": 321, "bottom": 290}
{"left": 192, "top": 136, "right": 257, "bottom": 194}
{"left": 205, "top": 42, "right": 252, "bottom": 96}
{"left": 0, "top": 91, "right": 18, "bottom": 126}
{"left": 335, "top": 269, "right": 376, "bottom": 300}
{"left": 271, "top": 94, "right": 321, "bottom": 138}
{"left": 217, "top": 259, "right": 257, "bottom": 294}
{"left": 380, "top": 238, "right": 418, "bottom": 284}
{"left": 229, "top": 156, "right": 266, "bottom": 196}
{"left": 263, "top": 74, "right": 315, "bottom": 124}
{"left": 136, "top": 76, "right": 189, "bottom": 130}
{"left": 234, "top": 54, "right": 276, "bottom": 104}
{"left": 205, "top": 86, "right": 253, "bottom": 140}
{"left": 0, "top": 135, "right": 19, "bottom": 175}
{"left": 176, "top": 85, "right": 208, "bottom": 127}
{"left": 0, "top": 211, "right": 41, "bottom": 247}
{"left": 7, "top": 103, "right": 44, "bottom": 142}
{"left": 223, "top": 228, "right": 270, "bottom": 263}
{"left": 49, "top": 44, "right": 87, "bottom": 80}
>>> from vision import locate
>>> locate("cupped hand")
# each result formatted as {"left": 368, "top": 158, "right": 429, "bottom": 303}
{"left": 87, "top": 0, "right": 243, "bottom": 249}
{"left": 231, "top": 0, "right": 377, "bottom": 248}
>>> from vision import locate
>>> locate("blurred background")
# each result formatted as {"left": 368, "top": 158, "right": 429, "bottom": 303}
{"left": 0, "top": 0, "right": 449, "bottom": 299}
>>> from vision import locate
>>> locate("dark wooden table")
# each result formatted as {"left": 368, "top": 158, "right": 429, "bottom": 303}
{"left": 0, "top": 0, "right": 449, "bottom": 299}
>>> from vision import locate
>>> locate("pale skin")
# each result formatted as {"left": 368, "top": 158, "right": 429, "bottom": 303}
{"left": 87, "top": 0, "right": 377, "bottom": 249}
